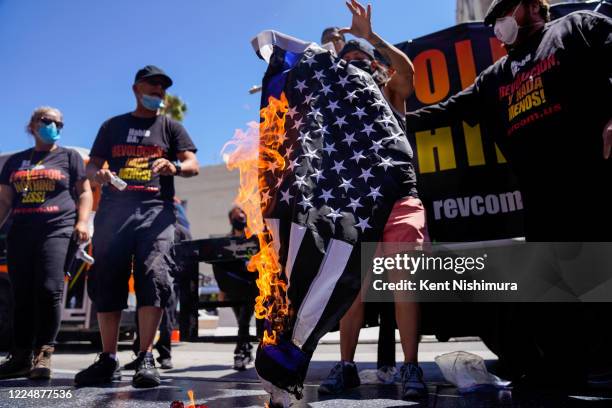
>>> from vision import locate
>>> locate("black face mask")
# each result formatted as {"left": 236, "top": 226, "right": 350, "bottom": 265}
{"left": 231, "top": 218, "right": 247, "bottom": 231}
{"left": 348, "top": 59, "right": 374, "bottom": 75}
{"left": 347, "top": 59, "right": 389, "bottom": 87}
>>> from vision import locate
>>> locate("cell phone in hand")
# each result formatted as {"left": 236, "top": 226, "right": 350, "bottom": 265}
{"left": 109, "top": 174, "right": 127, "bottom": 191}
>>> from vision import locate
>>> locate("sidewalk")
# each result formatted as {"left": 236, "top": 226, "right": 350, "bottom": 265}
{"left": 2, "top": 338, "right": 612, "bottom": 407}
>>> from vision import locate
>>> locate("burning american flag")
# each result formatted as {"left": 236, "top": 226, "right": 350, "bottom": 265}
{"left": 226, "top": 30, "right": 417, "bottom": 402}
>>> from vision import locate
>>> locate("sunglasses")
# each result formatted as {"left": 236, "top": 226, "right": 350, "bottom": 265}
{"left": 40, "top": 117, "right": 64, "bottom": 130}
{"left": 143, "top": 78, "right": 169, "bottom": 89}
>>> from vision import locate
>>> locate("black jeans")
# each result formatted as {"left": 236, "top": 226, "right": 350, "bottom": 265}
{"left": 7, "top": 225, "right": 71, "bottom": 349}
{"left": 232, "top": 301, "right": 255, "bottom": 350}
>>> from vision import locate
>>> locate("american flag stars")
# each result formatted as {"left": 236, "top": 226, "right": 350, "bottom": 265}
{"left": 326, "top": 208, "right": 344, "bottom": 222}
{"left": 267, "top": 47, "right": 414, "bottom": 235}
{"left": 294, "top": 80, "right": 308, "bottom": 93}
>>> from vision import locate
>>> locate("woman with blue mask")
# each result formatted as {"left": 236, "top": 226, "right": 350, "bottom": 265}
{"left": 0, "top": 106, "right": 93, "bottom": 380}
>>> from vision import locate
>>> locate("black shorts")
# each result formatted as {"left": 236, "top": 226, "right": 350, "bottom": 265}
{"left": 88, "top": 201, "right": 176, "bottom": 312}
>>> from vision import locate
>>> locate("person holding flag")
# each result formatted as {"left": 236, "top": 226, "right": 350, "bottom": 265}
{"left": 250, "top": 0, "right": 431, "bottom": 402}
{"left": 318, "top": 0, "right": 429, "bottom": 399}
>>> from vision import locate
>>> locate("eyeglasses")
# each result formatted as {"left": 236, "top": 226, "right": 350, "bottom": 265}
{"left": 40, "top": 117, "right": 64, "bottom": 130}
{"left": 143, "top": 78, "right": 168, "bottom": 88}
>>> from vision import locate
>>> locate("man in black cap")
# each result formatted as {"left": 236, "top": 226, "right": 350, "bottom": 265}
{"left": 74, "top": 65, "right": 199, "bottom": 388}
{"left": 406, "top": 0, "right": 611, "bottom": 389}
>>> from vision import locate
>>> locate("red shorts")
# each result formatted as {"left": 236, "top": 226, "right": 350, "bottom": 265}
{"left": 382, "top": 196, "right": 429, "bottom": 244}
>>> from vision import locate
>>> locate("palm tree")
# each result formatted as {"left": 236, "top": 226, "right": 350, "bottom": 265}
{"left": 161, "top": 93, "right": 188, "bottom": 122}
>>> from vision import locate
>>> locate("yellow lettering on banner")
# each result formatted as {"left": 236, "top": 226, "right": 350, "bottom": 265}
{"left": 415, "top": 127, "right": 456, "bottom": 173}
{"left": 463, "top": 122, "right": 485, "bottom": 167}
{"left": 495, "top": 145, "right": 507, "bottom": 164}
{"left": 22, "top": 191, "right": 46, "bottom": 203}
{"left": 119, "top": 168, "right": 152, "bottom": 181}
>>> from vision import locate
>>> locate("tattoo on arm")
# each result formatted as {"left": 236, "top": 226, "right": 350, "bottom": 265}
{"left": 374, "top": 40, "right": 388, "bottom": 49}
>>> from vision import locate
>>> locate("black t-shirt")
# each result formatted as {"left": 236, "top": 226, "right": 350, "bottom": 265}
{"left": 90, "top": 113, "right": 197, "bottom": 204}
{"left": 0, "top": 146, "right": 86, "bottom": 228}
{"left": 406, "top": 11, "right": 612, "bottom": 239}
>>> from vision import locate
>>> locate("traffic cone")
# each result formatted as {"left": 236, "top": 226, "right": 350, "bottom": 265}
{"left": 171, "top": 329, "right": 180, "bottom": 343}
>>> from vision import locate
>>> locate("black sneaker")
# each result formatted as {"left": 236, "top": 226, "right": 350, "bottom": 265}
{"left": 157, "top": 357, "right": 173, "bottom": 370}
{"left": 318, "top": 361, "right": 360, "bottom": 395}
{"left": 74, "top": 353, "right": 121, "bottom": 386}
{"left": 0, "top": 350, "right": 33, "bottom": 380}
{"left": 123, "top": 354, "right": 143, "bottom": 371}
{"left": 400, "top": 362, "right": 427, "bottom": 399}
{"left": 233, "top": 343, "right": 253, "bottom": 371}
{"left": 132, "top": 352, "right": 160, "bottom": 388}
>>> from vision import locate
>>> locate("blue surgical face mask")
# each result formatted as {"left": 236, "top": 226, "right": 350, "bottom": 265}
{"left": 37, "top": 123, "right": 61, "bottom": 143}
{"left": 141, "top": 94, "right": 165, "bottom": 111}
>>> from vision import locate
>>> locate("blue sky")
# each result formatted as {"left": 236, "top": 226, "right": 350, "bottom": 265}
{"left": 0, "top": 0, "right": 455, "bottom": 164}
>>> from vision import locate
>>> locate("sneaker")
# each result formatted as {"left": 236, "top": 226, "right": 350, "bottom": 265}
{"left": 318, "top": 361, "right": 360, "bottom": 395}
{"left": 400, "top": 362, "right": 427, "bottom": 399}
{"left": 233, "top": 353, "right": 247, "bottom": 371}
{"left": 74, "top": 353, "right": 121, "bottom": 386}
{"left": 377, "top": 365, "right": 398, "bottom": 384}
{"left": 123, "top": 354, "right": 143, "bottom": 371}
{"left": 232, "top": 343, "right": 253, "bottom": 371}
{"left": 132, "top": 352, "right": 160, "bottom": 388}
{"left": 0, "top": 349, "right": 33, "bottom": 380}
{"left": 29, "top": 345, "right": 54, "bottom": 380}
{"left": 157, "top": 357, "right": 173, "bottom": 370}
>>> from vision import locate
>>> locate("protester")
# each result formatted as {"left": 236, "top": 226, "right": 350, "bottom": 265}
{"left": 318, "top": 0, "right": 429, "bottom": 399}
{"left": 125, "top": 199, "right": 191, "bottom": 371}
{"left": 321, "top": 26, "right": 346, "bottom": 55}
{"left": 406, "top": 0, "right": 612, "bottom": 387}
{"left": 212, "top": 206, "right": 259, "bottom": 371}
{"left": 74, "top": 65, "right": 199, "bottom": 388}
{"left": 0, "top": 107, "right": 93, "bottom": 380}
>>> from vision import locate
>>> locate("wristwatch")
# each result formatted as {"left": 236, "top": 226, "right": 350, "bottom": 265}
{"left": 172, "top": 160, "right": 183, "bottom": 176}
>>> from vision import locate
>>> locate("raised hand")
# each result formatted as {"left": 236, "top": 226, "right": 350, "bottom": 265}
{"left": 339, "top": 0, "right": 374, "bottom": 41}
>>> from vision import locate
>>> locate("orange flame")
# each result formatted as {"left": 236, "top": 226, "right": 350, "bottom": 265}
{"left": 223, "top": 93, "right": 290, "bottom": 345}
{"left": 187, "top": 390, "right": 195, "bottom": 408}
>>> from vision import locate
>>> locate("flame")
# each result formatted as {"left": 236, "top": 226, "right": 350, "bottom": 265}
{"left": 170, "top": 389, "right": 208, "bottom": 408}
{"left": 187, "top": 390, "right": 195, "bottom": 408}
{"left": 222, "top": 93, "right": 290, "bottom": 345}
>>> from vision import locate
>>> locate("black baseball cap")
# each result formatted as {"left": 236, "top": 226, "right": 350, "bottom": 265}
{"left": 338, "top": 40, "right": 375, "bottom": 61}
{"left": 484, "top": 0, "right": 521, "bottom": 26}
{"left": 134, "top": 65, "right": 173, "bottom": 88}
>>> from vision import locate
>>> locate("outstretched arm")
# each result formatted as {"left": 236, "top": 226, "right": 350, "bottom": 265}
{"left": 406, "top": 83, "right": 482, "bottom": 132}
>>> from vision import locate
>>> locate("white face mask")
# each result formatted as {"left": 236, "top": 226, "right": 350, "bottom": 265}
{"left": 494, "top": 3, "right": 522, "bottom": 45}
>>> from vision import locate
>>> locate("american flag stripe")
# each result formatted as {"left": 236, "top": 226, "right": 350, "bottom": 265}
{"left": 284, "top": 222, "right": 307, "bottom": 283}
{"left": 292, "top": 238, "right": 353, "bottom": 346}
{"left": 264, "top": 218, "right": 282, "bottom": 254}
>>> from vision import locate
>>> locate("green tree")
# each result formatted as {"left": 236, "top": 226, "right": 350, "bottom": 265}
{"left": 161, "top": 93, "right": 188, "bottom": 122}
